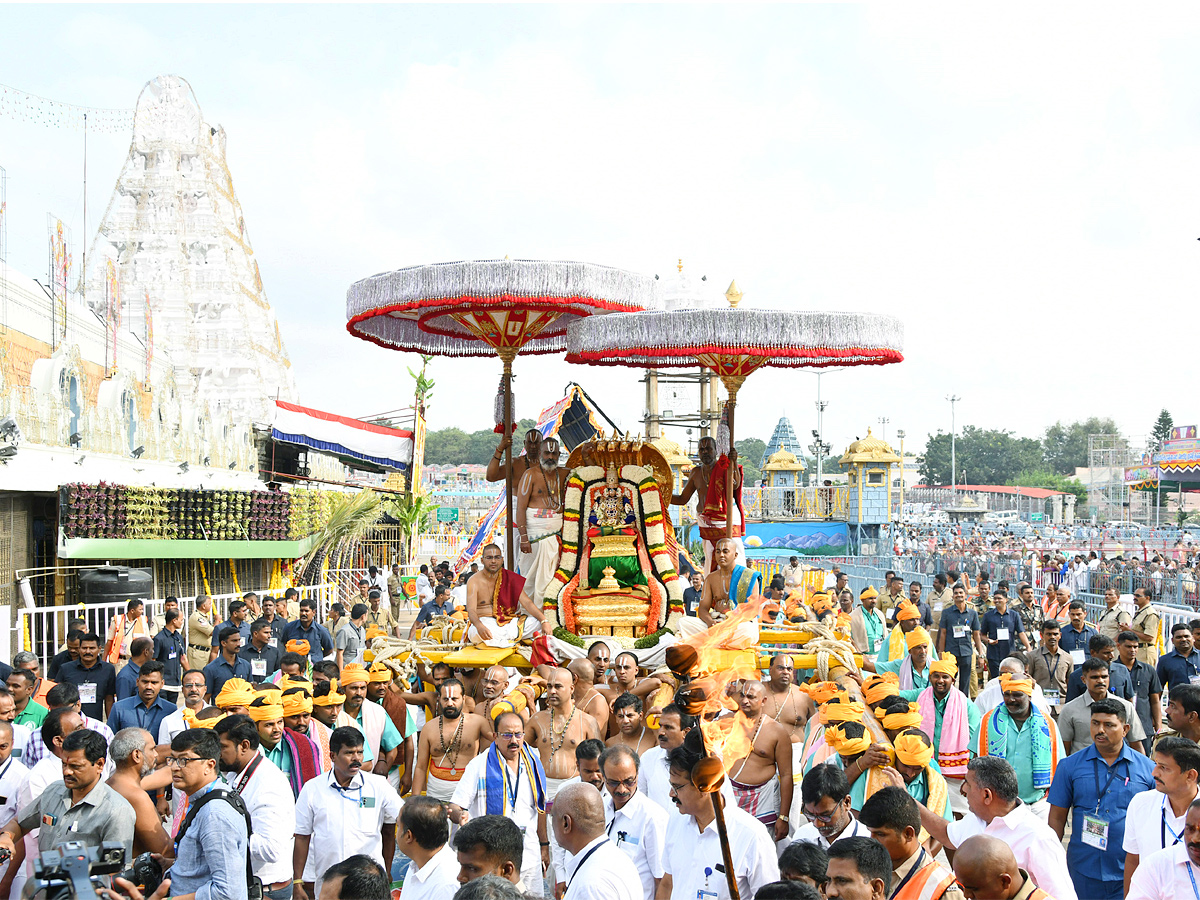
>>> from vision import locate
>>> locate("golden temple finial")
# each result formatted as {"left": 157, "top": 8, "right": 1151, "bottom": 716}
{"left": 677, "top": 258, "right": 683, "bottom": 273}
{"left": 725, "top": 280, "right": 743, "bottom": 308}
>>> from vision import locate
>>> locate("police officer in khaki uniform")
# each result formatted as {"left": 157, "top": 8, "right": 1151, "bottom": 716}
{"left": 1131, "top": 587, "right": 1161, "bottom": 666}
{"left": 1096, "top": 587, "right": 1133, "bottom": 642}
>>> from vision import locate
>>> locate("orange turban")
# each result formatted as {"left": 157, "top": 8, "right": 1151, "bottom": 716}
{"left": 999, "top": 674, "right": 1035, "bottom": 696}
{"left": 836, "top": 732, "right": 873, "bottom": 756}
{"left": 281, "top": 688, "right": 313, "bottom": 716}
{"left": 286, "top": 639, "right": 311, "bottom": 655}
{"left": 860, "top": 586, "right": 879, "bottom": 601}
{"left": 365, "top": 625, "right": 387, "bottom": 641}
{"left": 280, "top": 675, "right": 311, "bottom": 692}
{"left": 820, "top": 700, "right": 865, "bottom": 726}
{"left": 313, "top": 679, "right": 346, "bottom": 707}
{"left": 895, "top": 601, "right": 921, "bottom": 622}
{"left": 216, "top": 678, "right": 256, "bottom": 709}
{"left": 812, "top": 594, "right": 833, "bottom": 616}
{"left": 929, "top": 653, "right": 959, "bottom": 677}
{"left": 368, "top": 663, "right": 392, "bottom": 684}
{"left": 340, "top": 664, "right": 370, "bottom": 686}
{"left": 800, "top": 681, "right": 842, "bottom": 705}
{"left": 863, "top": 673, "right": 900, "bottom": 707}
{"left": 248, "top": 691, "right": 285, "bottom": 723}
{"left": 882, "top": 702, "right": 924, "bottom": 731}
{"left": 183, "top": 708, "right": 225, "bottom": 730}
{"left": 824, "top": 724, "right": 846, "bottom": 748}
{"left": 905, "top": 626, "right": 931, "bottom": 651}
{"left": 894, "top": 731, "right": 935, "bottom": 768}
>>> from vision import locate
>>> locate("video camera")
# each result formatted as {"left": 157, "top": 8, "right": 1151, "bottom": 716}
{"left": 19, "top": 842, "right": 125, "bottom": 900}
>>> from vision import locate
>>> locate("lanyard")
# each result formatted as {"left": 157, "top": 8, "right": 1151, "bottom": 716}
{"left": 332, "top": 775, "right": 365, "bottom": 805}
{"left": 566, "top": 842, "right": 605, "bottom": 894}
{"left": 1092, "top": 757, "right": 1125, "bottom": 813}
{"left": 1163, "top": 795, "right": 1185, "bottom": 847}
{"left": 1188, "top": 861, "right": 1200, "bottom": 900}
{"left": 503, "top": 757, "right": 523, "bottom": 812}
{"left": 889, "top": 849, "right": 927, "bottom": 899}
{"left": 233, "top": 753, "right": 263, "bottom": 795}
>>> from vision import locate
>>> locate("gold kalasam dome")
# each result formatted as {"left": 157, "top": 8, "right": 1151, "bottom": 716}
{"left": 762, "top": 449, "right": 805, "bottom": 472}
{"left": 650, "top": 437, "right": 692, "bottom": 469}
{"left": 839, "top": 427, "right": 901, "bottom": 466}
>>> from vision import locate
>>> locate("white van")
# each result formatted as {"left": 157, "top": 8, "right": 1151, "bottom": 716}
{"left": 984, "top": 510, "right": 1021, "bottom": 525}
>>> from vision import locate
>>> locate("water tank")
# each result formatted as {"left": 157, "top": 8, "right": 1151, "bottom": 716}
{"left": 79, "top": 566, "right": 153, "bottom": 606}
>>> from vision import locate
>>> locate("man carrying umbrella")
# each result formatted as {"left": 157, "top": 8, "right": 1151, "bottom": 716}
{"left": 671, "top": 436, "right": 744, "bottom": 575}
{"left": 515, "top": 437, "right": 569, "bottom": 603}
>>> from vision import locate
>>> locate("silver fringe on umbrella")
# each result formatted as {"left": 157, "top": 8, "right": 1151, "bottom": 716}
{"left": 565, "top": 308, "right": 905, "bottom": 367}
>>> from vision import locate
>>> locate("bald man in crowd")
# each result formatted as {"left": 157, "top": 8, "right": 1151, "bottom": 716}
{"left": 952, "top": 834, "right": 1054, "bottom": 900}
{"left": 552, "top": 782, "right": 639, "bottom": 900}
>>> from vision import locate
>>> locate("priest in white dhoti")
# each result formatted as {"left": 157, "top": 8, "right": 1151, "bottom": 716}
{"left": 515, "top": 437, "right": 568, "bottom": 603}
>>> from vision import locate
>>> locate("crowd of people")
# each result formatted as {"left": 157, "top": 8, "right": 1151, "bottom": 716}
{"left": 5, "top": 536, "right": 1200, "bottom": 900}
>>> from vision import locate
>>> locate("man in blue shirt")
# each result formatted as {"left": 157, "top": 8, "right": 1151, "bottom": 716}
{"left": 57, "top": 632, "right": 117, "bottom": 720}
{"left": 1059, "top": 601, "right": 1099, "bottom": 671}
{"left": 164, "top": 727, "right": 250, "bottom": 900}
{"left": 409, "top": 585, "right": 454, "bottom": 638}
{"left": 1048, "top": 697, "right": 1154, "bottom": 900}
{"left": 282, "top": 599, "right": 334, "bottom": 665}
{"left": 1156, "top": 621, "right": 1200, "bottom": 695}
{"left": 980, "top": 592, "right": 1030, "bottom": 675}
{"left": 152, "top": 607, "right": 187, "bottom": 705}
{"left": 1064, "top": 634, "right": 1134, "bottom": 702}
{"left": 114, "top": 637, "right": 154, "bottom": 702}
{"left": 107, "top": 660, "right": 175, "bottom": 736}
{"left": 210, "top": 600, "right": 252, "bottom": 649}
{"left": 204, "top": 626, "right": 253, "bottom": 698}
{"left": 937, "top": 584, "right": 985, "bottom": 696}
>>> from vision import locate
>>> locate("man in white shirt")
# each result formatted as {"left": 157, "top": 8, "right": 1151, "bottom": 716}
{"left": 214, "top": 714, "right": 296, "bottom": 900}
{"left": 637, "top": 704, "right": 733, "bottom": 820}
{"left": 157, "top": 670, "right": 208, "bottom": 745}
{"left": 660, "top": 744, "right": 779, "bottom": 900}
{"left": 915, "top": 756, "right": 1078, "bottom": 900}
{"left": 599, "top": 745, "right": 667, "bottom": 900}
{"left": 449, "top": 711, "right": 548, "bottom": 893}
{"left": 293, "top": 725, "right": 403, "bottom": 900}
{"left": 0, "top": 722, "right": 29, "bottom": 898}
{"left": 782, "top": 557, "right": 805, "bottom": 591}
{"left": 1124, "top": 736, "right": 1200, "bottom": 894}
{"left": 395, "top": 796, "right": 458, "bottom": 900}
{"left": 416, "top": 566, "right": 435, "bottom": 604}
{"left": 789, "top": 763, "right": 870, "bottom": 851}
{"left": 553, "top": 781, "right": 639, "bottom": 900}
{"left": 1128, "top": 798, "right": 1200, "bottom": 899}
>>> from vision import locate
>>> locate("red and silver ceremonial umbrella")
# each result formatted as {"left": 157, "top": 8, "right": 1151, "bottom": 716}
{"left": 565, "top": 283, "right": 904, "bottom": 537}
{"left": 347, "top": 258, "right": 655, "bottom": 565}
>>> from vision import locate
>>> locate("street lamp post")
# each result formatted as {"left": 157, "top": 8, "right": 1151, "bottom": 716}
{"left": 896, "top": 428, "right": 906, "bottom": 522}
{"left": 878, "top": 416, "right": 889, "bottom": 442}
{"left": 946, "top": 395, "right": 961, "bottom": 502}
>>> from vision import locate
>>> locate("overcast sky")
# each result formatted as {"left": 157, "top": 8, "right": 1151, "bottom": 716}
{"left": 2, "top": 4, "right": 1198, "bottom": 457}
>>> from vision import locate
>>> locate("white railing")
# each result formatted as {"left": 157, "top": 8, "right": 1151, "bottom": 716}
{"left": 418, "top": 534, "right": 468, "bottom": 560}
{"left": 16, "top": 582, "right": 337, "bottom": 674}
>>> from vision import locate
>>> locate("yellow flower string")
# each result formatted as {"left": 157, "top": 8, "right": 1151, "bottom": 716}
{"left": 229, "top": 559, "right": 241, "bottom": 596}
{"left": 199, "top": 559, "right": 211, "bottom": 596}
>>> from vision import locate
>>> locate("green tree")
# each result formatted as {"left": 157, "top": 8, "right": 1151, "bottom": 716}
{"left": 1151, "top": 409, "right": 1175, "bottom": 450}
{"left": 1007, "top": 470, "right": 1088, "bottom": 505}
{"left": 736, "top": 437, "right": 766, "bottom": 486}
{"left": 408, "top": 355, "right": 435, "bottom": 417}
{"left": 919, "top": 427, "right": 1042, "bottom": 486}
{"left": 1041, "top": 417, "right": 1121, "bottom": 475}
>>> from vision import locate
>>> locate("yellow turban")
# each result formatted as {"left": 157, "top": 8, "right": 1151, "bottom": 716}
{"left": 863, "top": 673, "right": 900, "bottom": 707}
{"left": 183, "top": 708, "right": 226, "bottom": 730}
{"left": 895, "top": 601, "right": 921, "bottom": 622}
{"left": 280, "top": 675, "right": 312, "bottom": 693}
{"left": 825, "top": 725, "right": 846, "bottom": 748}
{"left": 894, "top": 731, "right": 935, "bottom": 768}
{"left": 837, "top": 733, "right": 873, "bottom": 757}
{"left": 860, "top": 586, "right": 879, "bottom": 601}
{"left": 281, "top": 688, "right": 313, "bottom": 716}
{"left": 340, "top": 664, "right": 370, "bottom": 686}
{"left": 929, "top": 653, "right": 959, "bottom": 677}
{"left": 365, "top": 625, "right": 387, "bottom": 641}
{"left": 820, "top": 700, "right": 865, "bottom": 726}
{"left": 248, "top": 690, "right": 285, "bottom": 722}
{"left": 905, "top": 626, "right": 931, "bottom": 651}
{"left": 216, "top": 678, "right": 256, "bottom": 709}
{"left": 286, "top": 639, "right": 311, "bottom": 655}
{"left": 882, "top": 702, "right": 924, "bottom": 731}
{"left": 313, "top": 679, "right": 346, "bottom": 707}
{"left": 800, "top": 681, "right": 842, "bottom": 705}
{"left": 999, "top": 674, "right": 1035, "bottom": 696}
{"left": 368, "top": 663, "right": 392, "bottom": 684}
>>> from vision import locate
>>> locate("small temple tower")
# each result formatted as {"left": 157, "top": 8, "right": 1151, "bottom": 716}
{"left": 760, "top": 416, "right": 803, "bottom": 469}
{"left": 762, "top": 449, "right": 805, "bottom": 488}
{"left": 839, "top": 429, "right": 901, "bottom": 524}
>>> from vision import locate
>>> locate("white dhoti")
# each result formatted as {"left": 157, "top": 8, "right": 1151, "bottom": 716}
{"left": 788, "top": 741, "right": 805, "bottom": 837}
{"left": 945, "top": 776, "right": 968, "bottom": 815}
{"left": 677, "top": 614, "right": 760, "bottom": 649}
{"left": 546, "top": 775, "right": 572, "bottom": 887}
{"left": 467, "top": 615, "right": 541, "bottom": 648}
{"left": 519, "top": 509, "right": 563, "bottom": 600}
{"left": 425, "top": 770, "right": 460, "bottom": 802}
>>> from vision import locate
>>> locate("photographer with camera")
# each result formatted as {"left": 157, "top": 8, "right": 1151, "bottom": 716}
{"left": 162, "top": 728, "right": 252, "bottom": 900}
{"left": 0, "top": 729, "right": 135, "bottom": 866}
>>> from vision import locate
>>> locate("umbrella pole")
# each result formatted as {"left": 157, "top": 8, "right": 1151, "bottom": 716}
{"left": 722, "top": 378, "right": 746, "bottom": 540}
{"left": 501, "top": 352, "right": 516, "bottom": 570}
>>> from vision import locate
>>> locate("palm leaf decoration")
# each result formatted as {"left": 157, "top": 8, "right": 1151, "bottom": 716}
{"left": 299, "top": 490, "right": 382, "bottom": 587}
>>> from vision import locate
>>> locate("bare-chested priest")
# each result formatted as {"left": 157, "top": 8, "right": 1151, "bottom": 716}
{"left": 514, "top": 436, "right": 569, "bottom": 602}
{"left": 485, "top": 427, "right": 542, "bottom": 483}
{"left": 525, "top": 667, "right": 602, "bottom": 801}
{"left": 762, "top": 653, "right": 815, "bottom": 835}
{"left": 465, "top": 543, "right": 553, "bottom": 646}
{"left": 596, "top": 651, "right": 663, "bottom": 737}
{"left": 671, "top": 436, "right": 745, "bottom": 575}
{"left": 727, "top": 679, "right": 793, "bottom": 842}
{"left": 679, "top": 538, "right": 762, "bottom": 647}
{"left": 411, "top": 678, "right": 493, "bottom": 802}
{"left": 567, "top": 658, "right": 610, "bottom": 735}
